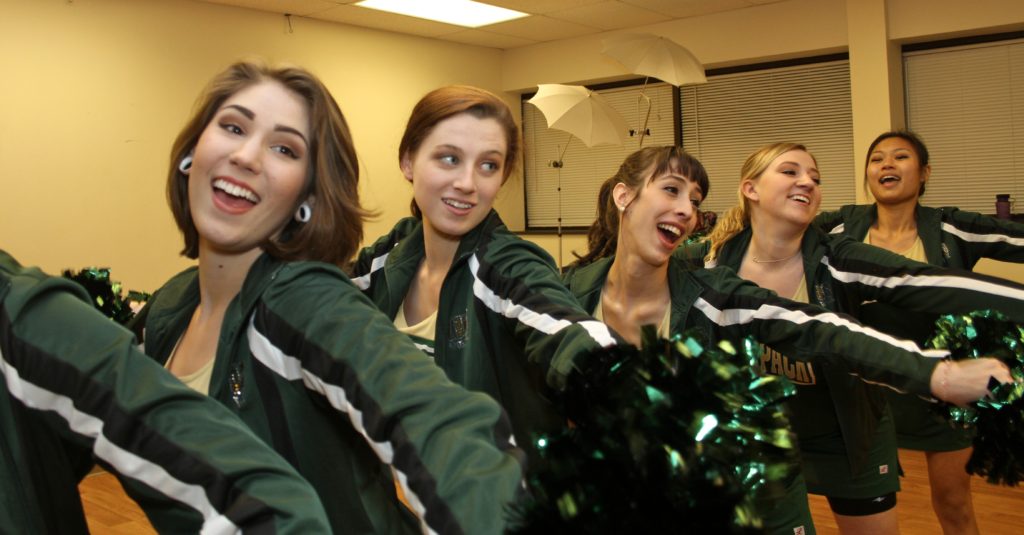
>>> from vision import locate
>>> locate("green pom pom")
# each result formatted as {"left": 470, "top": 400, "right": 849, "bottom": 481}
{"left": 508, "top": 327, "right": 797, "bottom": 533}
{"left": 62, "top": 267, "right": 149, "bottom": 325}
{"left": 927, "top": 310, "right": 1024, "bottom": 486}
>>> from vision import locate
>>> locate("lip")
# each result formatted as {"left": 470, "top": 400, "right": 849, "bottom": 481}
{"left": 878, "top": 174, "right": 902, "bottom": 187}
{"left": 442, "top": 197, "right": 475, "bottom": 216}
{"left": 211, "top": 176, "right": 261, "bottom": 215}
{"left": 656, "top": 222, "right": 684, "bottom": 249}
{"left": 788, "top": 193, "right": 812, "bottom": 205}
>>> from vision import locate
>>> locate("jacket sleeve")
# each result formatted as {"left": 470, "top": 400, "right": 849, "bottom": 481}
{"left": 813, "top": 208, "right": 846, "bottom": 233}
{"left": 253, "top": 265, "right": 525, "bottom": 535}
{"left": 690, "top": 267, "right": 943, "bottom": 396}
{"left": 473, "top": 238, "right": 619, "bottom": 390}
{"left": 827, "top": 234, "right": 1024, "bottom": 322}
{"left": 942, "top": 207, "right": 1024, "bottom": 267}
{"left": 0, "top": 274, "right": 331, "bottom": 534}
{"left": 349, "top": 216, "right": 420, "bottom": 292}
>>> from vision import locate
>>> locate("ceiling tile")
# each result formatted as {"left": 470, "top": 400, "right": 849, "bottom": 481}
{"left": 196, "top": 0, "right": 338, "bottom": 17}
{"left": 314, "top": 5, "right": 464, "bottom": 37}
{"left": 485, "top": 0, "right": 609, "bottom": 15}
{"left": 443, "top": 30, "right": 537, "bottom": 49}
{"left": 547, "top": 1, "right": 670, "bottom": 31}
{"left": 485, "top": 14, "right": 597, "bottom": 41}
{"left": 619, "top": 0, "right": 750, "bottom": 18}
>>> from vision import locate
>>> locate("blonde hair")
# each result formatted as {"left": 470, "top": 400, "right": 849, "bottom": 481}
{"left": 704, "top": 142, "right": 812, "bottom": 262}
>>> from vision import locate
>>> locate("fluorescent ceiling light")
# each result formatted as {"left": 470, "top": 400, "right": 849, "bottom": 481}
{"left": 355, "top": 0, "right": 529, "bottom": 28}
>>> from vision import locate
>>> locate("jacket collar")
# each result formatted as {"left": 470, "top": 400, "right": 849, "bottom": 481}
{"left": 717, "top": 225, "right": 827, "bottom": 288}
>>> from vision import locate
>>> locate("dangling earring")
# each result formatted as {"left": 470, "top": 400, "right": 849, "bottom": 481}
{"left": 178, "top": 153, "right": 193, "bottom": 175}
{"left": 294, "top": 201, "right": 312, "bottom": 223}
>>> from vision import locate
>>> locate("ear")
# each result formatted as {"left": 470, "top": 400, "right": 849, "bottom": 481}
{"left": 400, "top": 153, "right": 414, "bottom": 183}
{"left": 740, "top": 180, "right": 759, "bottom": 202}
{"left": 612, "top": 182, "right": 633, "bottom": 212}
{"left": 921, "top": 164, "right": 931, "bottom": 184}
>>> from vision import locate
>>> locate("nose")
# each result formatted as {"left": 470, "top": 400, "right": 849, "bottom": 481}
{"left": 676, "top": 196, "right": 694, "bottom": 220}
{"left": 452, "top": 165, "right": 477, "bottom": 193}
{"left": 229, "top": 137, "right": 263, "bottom": 174}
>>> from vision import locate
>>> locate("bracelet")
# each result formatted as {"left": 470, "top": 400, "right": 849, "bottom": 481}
{"left": 937, "top": 360, "right": 952, "bottom": 401}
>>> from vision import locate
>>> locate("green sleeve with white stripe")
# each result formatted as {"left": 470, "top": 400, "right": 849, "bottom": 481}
{"left": 827, "top": 234, "right": 1024, "bottom": 322}
{"left": 259, "top": 263, "right": 524, "bottom": 535}
{"left": 944, "top": 207, "right": 1024, "bottom": 266}
{"left": 0, "top": 254, "right": 331, "bottom": 534}
{"left": 692, "top": 266, "right": 941, "bottom": 396}
{"left": 478, "top": 237, "right": 618, "bottom": 390}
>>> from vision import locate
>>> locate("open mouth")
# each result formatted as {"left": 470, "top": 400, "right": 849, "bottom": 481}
{"left": 657, "top": 222, "right": 683, "bottom": 243}
{"left": 879, "top": 175, "right": 901, "bottom": 185}
{"left": 212, "top": 178, "right": 260, "bottom": 212}
{"left": 788, "top": 194, "right": 811, "bottom": 205}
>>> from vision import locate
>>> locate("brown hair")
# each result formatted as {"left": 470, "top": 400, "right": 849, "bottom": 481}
{"left": 572, "top": 146, "right": 709, "bottom": 267}
{"left": 704, "top": 142, "right": 814, "bottom": 263}
{"left": 398, "top": 85, "right": 520, "bottom": 217}
{"left": 167, "top": 60, "right": 368, "bottom": 266}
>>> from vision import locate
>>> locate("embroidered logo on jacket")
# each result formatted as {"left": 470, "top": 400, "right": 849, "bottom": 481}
{"left": 449, "top": 312, "right": 468, "bottom": 349}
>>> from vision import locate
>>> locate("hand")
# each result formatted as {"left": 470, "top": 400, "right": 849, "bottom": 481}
{"left": 929, "top": 358, "right": 1013, "bottom": 407}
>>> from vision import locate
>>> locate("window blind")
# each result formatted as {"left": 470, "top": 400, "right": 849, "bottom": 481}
{"left": 522, "top": 82, "right": 675, "bottom": 229}
{"left": 904, "top": 39, "right": 1024, "bottom": 214}
{"left": 679, "top": 60, "right": 855, "bottom": 215}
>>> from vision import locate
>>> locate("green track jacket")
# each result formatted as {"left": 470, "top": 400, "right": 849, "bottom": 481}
{"left": 679, "top": 225, "right": 1024, "bottom": 470}
{"left": 815, "top": 204, "right": 1024, "bottom": 343}
{"left": 132, "top": 253, "right": 525, "bottom": 535}
{"left": 0, "top": 250, "right": 330, "bottom": 534}
{"left": 351, "top": 211, "right": 617, "bottom": 465}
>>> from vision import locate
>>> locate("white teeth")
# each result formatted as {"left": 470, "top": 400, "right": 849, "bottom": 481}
{"left": 790, "top": 194, "right": 810, "bottom": 204}
{"left": 881, "top": 175, "right": 900, "bottom": 183}
{"left": 657, "top": 223, "right": 681, "bottom": 237}
{"left": 213, "top": 179, "right": 259, "bottom": 203}
{"left": 444, "top": 199, "right": 473, "bottom": 209}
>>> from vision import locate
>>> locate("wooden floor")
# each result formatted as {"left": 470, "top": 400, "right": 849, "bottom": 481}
{"left": 80, "top": 449, "right": 1024, "bottom": 533}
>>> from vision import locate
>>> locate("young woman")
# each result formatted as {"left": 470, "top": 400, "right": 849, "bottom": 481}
{"left": 684, "top": 142, "right": 1024, "bottom": 535}
{"left": 564, "top": 145, "right": 1015, "bottom": 535}
{"left": 0, "top": 250, "right": 330, "bottom": 533}
{"left": 130, "top": 62, "right": 524, "bottom": 535}
{"left": 816, "top": 130, "right": 1024, "bottom": 534}
{"left": 351, "top": 86, "right": 617, "bottom": 466}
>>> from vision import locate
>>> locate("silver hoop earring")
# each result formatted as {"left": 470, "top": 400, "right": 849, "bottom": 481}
{"left": 294, "top": 201, "right": 312, "bottom": 223}
{"left": 178, "top": 154, "right": 193, "bottom": 175}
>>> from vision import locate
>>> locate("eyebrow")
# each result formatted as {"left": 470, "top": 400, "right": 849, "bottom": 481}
{"left": 221, "top": 104, "right": 309, "bottom": 147}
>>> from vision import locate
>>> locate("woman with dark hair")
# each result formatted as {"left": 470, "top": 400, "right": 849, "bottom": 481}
{"left": 816, "top": 130, "right": 1024, "bottom": 534}
{"left": 565, "top": 144, "right": 1015, "bottom": 535}
{"left": 351, "top": 85, "right": 616, "bottom": 466}
{"left": 682, "top": 141, "right": 1024, "bottom": 534}
{"left": 131, "top": 62, "right": 524, "bottom": 535}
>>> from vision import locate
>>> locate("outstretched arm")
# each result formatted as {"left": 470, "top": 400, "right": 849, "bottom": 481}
{"left": 0, "top": 262, "right": 330, "bottom": 534}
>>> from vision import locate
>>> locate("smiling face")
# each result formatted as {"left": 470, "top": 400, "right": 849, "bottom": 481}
{"left": 187, "top": 80, "right": 311, "bottom": 257}
{"left": 615, "top": 167, "right": 701, "bottom": 268}
{"left": 866, "top": 136, "right": 930, "bottom": 206}
{"left": 744, "top": 149, "right": 820, "bottom": 228}
{"left": 401, "top": 113, "right": 507, "bottom": 242}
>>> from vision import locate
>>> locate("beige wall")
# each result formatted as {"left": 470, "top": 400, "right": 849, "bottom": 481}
{"left": 5, "top": 0, "right": 1024, "bottom": 291}
{"left": 504, "top": 0, "right": 1024, "bottom": 280}
{"left": 0, "top": 0, "right": 516, "bottom": 291}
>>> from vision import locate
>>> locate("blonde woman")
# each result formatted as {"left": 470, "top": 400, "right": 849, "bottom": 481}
{"left": 682, "top": 142, "right": 1024, "bottom": 534}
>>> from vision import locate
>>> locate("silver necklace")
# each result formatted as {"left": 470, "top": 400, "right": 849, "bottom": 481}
{"left": 752, "top": 250, "right": 801, "bottom": 264}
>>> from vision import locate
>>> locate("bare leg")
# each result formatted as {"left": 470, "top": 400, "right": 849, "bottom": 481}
{"left": 833, "top": 509, "right": 899, "bottom": 535}
{"left": 925, "top": 448, "right": 979, "bottom": 535}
